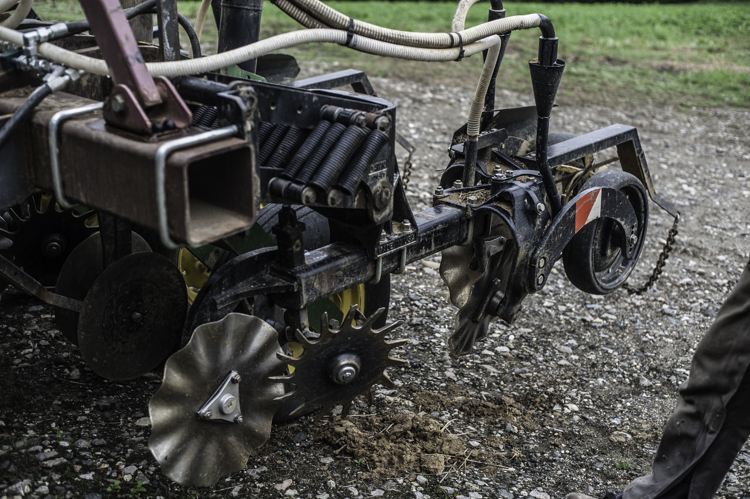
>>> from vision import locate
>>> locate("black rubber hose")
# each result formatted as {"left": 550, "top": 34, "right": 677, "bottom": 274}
{"left": 64, "top": 0, "right": 157, "bottom": 36}
{"left": 336, "top": 129, "right": 389, "bottom": 195}
{"left": 310, "top": 125, "right": 369, "bottom": 191}
{"left": 281, "top": 120, "right": 331, "bottom": 180}
{"left": 266, "top": 126, "right": 308, "bottom": 170}
{"left": 176, "top": 12, "right": 202, "bottom": 59}
{"left": 259, "top": 124, "right": 290, "bottom": 165}
{"left": 295, "top": 122, "right": 346, "bottom": 184}
{"left": 0, "top": 83, "right": 53, "bottom": 150}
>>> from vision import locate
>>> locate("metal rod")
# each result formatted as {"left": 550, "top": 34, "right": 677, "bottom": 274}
{"left": 155, "top": 125, "right": 239, "bottom": 249}
{"left": 48, "top": 102, "right": 104, "bottom": 209}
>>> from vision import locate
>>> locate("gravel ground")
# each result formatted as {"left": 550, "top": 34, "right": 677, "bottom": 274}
{"left": 1, "top": 74, "right": 750, "bottom": 499}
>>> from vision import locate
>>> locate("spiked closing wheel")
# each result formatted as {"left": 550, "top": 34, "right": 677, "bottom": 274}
{"left": 272, "top": 306, "right": 408, "bottom": 419}
{"left": 149, "top": 313, "right": 285, "bottom": 487}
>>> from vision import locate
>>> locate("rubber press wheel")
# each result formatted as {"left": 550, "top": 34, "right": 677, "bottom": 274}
{"left": 562, "top": 170, "right": 649, "bottom": 295}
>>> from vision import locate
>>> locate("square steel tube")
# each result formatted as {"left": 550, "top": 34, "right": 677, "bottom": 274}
{"left": 0, "top": 91, "right": 257, "bottom": 246}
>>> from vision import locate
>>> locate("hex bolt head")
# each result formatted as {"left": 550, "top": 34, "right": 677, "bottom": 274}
{"left": 538, "top": 257, "right": 546, "bottom": 269}
{"left": 467, "top": 195, "right": 478, "bottom": 206}
{"left": 493, "top": 165, "right": 504, "bottom": 176}
{"left": 111, "top": 94, "right": 126, "bottom": 114}
{"left": 379, "top": 230, "right": 388, "bottom": 244}
{"left": 231, "top": 373, "right": 241, "bottom": 384}
{"left": 630, "top": 233, "right": 638, "bottom": 245}
{"left": 536, "top": 203, "right": 546, "bottom": 214}
{"left": 452, "top": 179, "right": 464, "bottom": 189}
{"left": 536, "top": 274, "right": 545, "bottom": 286}
{"left": 131, "top": 312, "right": 143, "bottom": 323}
{"left": 402, "top": 219, "right": 413, "bottom": 233}
{"left": 201, "top": 411, "right": 212, "bottom": 420}
{"left": 234, "top": 414, "right": 243, "bottom": 423}
{"left": 434, "top": 186, "right": 444, "bottom": 196}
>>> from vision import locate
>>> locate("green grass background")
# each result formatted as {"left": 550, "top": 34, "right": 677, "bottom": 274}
{"left": 34, "top": 0, "right": 750, "bottom": 107}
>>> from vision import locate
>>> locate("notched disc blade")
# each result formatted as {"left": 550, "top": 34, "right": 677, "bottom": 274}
{"left": 78, "top": 252, "right": 186, "bottom": 380}
{"left": 149, "top": 313, "right": 285, "bottom": 487}
{"left": 55, "top": 232, "right": 151, "bottom": 344}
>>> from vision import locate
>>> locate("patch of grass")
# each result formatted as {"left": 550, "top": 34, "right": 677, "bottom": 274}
{"left": 616, "top": 460, "right": 631, "bottom": 470}
{"left": 31, "top": 0, "right": 750, "bottom": 107}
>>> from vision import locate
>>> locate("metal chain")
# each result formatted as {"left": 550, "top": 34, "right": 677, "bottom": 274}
{"left": 623, "top": 214, "right": 680, "bottom": 295}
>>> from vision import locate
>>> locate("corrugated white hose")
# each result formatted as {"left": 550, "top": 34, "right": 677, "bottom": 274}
{"left": 194, "top": 0, "right": 212, "bottom": 42}
{"left": 0, "top": 0, "right": 18, "bottom": 14}
{"left": 467, "top": 40, "right": 500, "bottom": 137}
{"left": 285, "top": 0, "right": 540, "bottom": 48}
{"left": 1, "top": 0, "right": 32, "bottom": 29}
{"left": 0, "top": 26, "right": 501, "bottom": 77}
{"left": 451, "top": 0, "right": 482, "bottom": 32}
{"left": 273, "top": 0, "right": 330, "bottom": 30}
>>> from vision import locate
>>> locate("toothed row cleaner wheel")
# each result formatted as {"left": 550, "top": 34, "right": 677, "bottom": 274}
{"left": 273, "top": 306, "right": 408, "bottom": 419}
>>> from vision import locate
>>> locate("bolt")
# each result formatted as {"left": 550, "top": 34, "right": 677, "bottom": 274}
{"left": 131, "top": 312, "right": 142, "bottom": 323}
{"left": 402, "top": 219, "right": 412, "bottom": 232}
{"left": 536, "top": 203, "right": 546, "bottom": 215}
{"left": 302, "top": 186, "right": 317, "bottom": 205}
{"left": 536, "top": 274, "right": 545, "bottom": 286}
{"left": 220, "top": 394, "right": 238, "bottom": 415}
{"left": 434, "top": 185, "right": 444, "bottom": 196}
{"left": 326, "top": 189, "right": 342, "bottom": 207}
{"left": 200, "top": 411, "right": 212, "bottom": 420}
{"left": 329, "top": 319, "right": 341, "bottom": 330}
{"left": 467, "top": 195, "right": 479, "bottom": 206}
{"left": 376, "top": 116, "right": 391, "bottom": 131}
{"left": 630, "top": 233, "right": 638, "bottom": 245}
{"left": 493, "top": 165, "right": 504, "bottom": 176}
{"left": 231, "top": 373, "right": 241, "bottom": 383}
{"left": 379, "top": 230, "right": 388, "bottom": 244}
{"left": 452, "top": 179, "right": 463, "bottom": 189}
{"left": 110, "top": 94, "right": 126, "bottom": 114}
{"left": 43, "top": 241, "right": 63, "bottom": 258}
{"left": 234, "top": 414, "right": 243, "bottom": 423}
{"left": 538, "top": 257, "right": 546, "bottom": 269}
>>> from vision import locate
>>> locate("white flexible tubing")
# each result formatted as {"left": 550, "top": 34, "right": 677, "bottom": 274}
{"left": 273, "top": 0, "right": 330, "bottom": 30}
{"left": 194, "top": 0, "right": 212, "bottom": 42}
{"left": 0, "top": 0, "right": 32, "bottom": 29}
{"left": 0, "top": 26, "right": 500, "bottom": 77}
{"left": 451, "top": 0, "right": 482, "bottom": 32}
{"left": 466, "top": 40, "right": 500, "bottom": 137}
{"left": 0, "top": 0, "right": 18, "bottom": 15}
{"left": 284, "top": 0, "right": 540, "bottom": 48}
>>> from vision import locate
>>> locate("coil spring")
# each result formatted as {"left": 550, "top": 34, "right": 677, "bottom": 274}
{"left": 195, "top": 106, "right": 218, "bottom": 128}
{"left": 281, "top": 120, "right": 332, "bottom": 180}
{"left": 295, "top": 122, "right": 346, "bottom": 184}
{"left": 259, "top": 125, "right": 290, "bottom": 165}
{"left": 336, "top": 129, "right": 389, "bottom": 195}
{"left": 192, "top": 106, "right": 207, "bottom": 126}
{"left": 258, "top": 122, "right": 275, "bottom": 148}
{"left": 309, "top": 125, "right": 369, "bottom": 191}
{"left": 266, "top": 127, "right": 308, "bottom": 170}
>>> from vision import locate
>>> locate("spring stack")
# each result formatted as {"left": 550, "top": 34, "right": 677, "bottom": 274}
{"left": 266, "top": 105, "right": 391, "bottom": 207}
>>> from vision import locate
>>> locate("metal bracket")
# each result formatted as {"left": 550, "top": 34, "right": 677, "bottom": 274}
{"left": 155, "top": 125, "right": 240, "bottom": 249}
{"left": 196, "top": 371, "right": 244, "bottom": 423}
{"left": 103, "top": 77, "right": 192, "bottom": 135}
{"left": 49, "top": 102, "right": 105, "bottom": 209}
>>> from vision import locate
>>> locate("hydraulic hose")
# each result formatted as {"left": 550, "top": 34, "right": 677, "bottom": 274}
{"left": 63, "top": 0, "right": 156, "bottom": 37}
{"left": 0, "top": 0, "right": 32, "bottom": 29}
{"left": 0, "top": 81, "right": 53, "bottom": 149}
{"left": 282, "top": 0, "right": 540, "bottom": 48}
{"left": 0, "top": 26, "right": 502, "bottom": 77}
{"left": 176, "top": 11, "right": 201, "bottom": 58}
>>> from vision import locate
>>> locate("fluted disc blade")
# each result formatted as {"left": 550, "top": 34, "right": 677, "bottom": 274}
{"left": 149, "top": 313, "right": 285, "bottom": 487}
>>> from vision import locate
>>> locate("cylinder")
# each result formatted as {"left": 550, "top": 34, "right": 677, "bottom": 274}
{"left": 218, "top": 0, "right": 263, "bottom": 73}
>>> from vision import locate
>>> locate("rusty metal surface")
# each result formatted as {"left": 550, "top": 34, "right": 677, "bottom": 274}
{"left": 0, "top": 92, "right": 256, "bottom": 245}
{"left": 78, "top": 252, "right": 187, "bottom": 380}
{"left": 149, "top": 313, "right": 285, "bottom": 487}
{"left": 79, "top": 0, "right": 161, "bottom": 107}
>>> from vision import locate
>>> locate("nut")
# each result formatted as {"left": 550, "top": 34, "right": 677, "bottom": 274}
{"left": 536, "top": 203, "right": 546, "bottom": 214}
{"left": 434, "top": 186, "right": 444, "bottom": 196}
{"left": 452, "top": 179, "right": 464, "bottom": 189}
